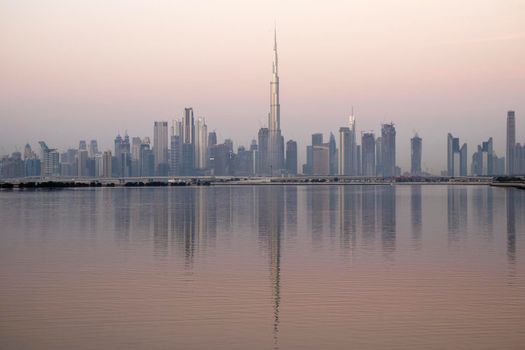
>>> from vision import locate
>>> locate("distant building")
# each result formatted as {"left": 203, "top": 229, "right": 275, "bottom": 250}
{"left": 154, "top": 121, "right": 169, "bottom": 176}
{"left": 257, "top": 128, "right": 269, "bottom": 175}
{"left": 312, "top": 144, "right": 330, "bottom": 175}
{"left": 102, "top": 151, "right": 112, "bottom": 177}
{"left": 140, "top": 140, "right": 154, "bottom": 177}
{"left": 195, "top": 117, "right": 208, "bottom": 171}
{"left": 339, "top": 127, "right": 351, "bottom": 175}
{"left": 328, "top": 132, "right": 337, "bottom": 175}
{"left": 182, "top": 108, "right": 195, "bottom": 175}
{"left": 285, "top": 140, "right": 298, "bottom": 175}
{"left": 471, "top": 137, "right": 494, "bottom": 176}
{"left": 411, "top": 134, "right": 422, "bottom": 175}
{"left": 506, "top": 110, "right": 516, "bottom": 175}
{"left": 89, "top": 140, "right": 98, "bottom": 158}
{"left": 361, "top": 132, "right": 376, "bottom": 176}
{"left": 77, "top": 149, "right": 89, "bottom": 177}
{"left": 375, "top": 136, "right": 383, "bottom": 176}
{"left": 447, "top": 133, "right": 467, "bottom": 176}
{"left": 39, "top": 141, "right": 60, "bottom": 177}
{"left": 170, "top": 120, "right": 182, "bottom": 176}
{"left": 381, "top": 123, "right": 396, "bottom": 177}
{"left": 515, "top": 143, "right": 525, "bottom": 175}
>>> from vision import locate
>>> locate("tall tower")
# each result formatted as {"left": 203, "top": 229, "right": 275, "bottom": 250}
{"left": 507, "top": 110, "right": 516, "bottom": 175}
{"left": 411, "top": 134, "right": 422, "bottom": 175}
{"left": 153, "top": 121, "right": 169, "bottom": 176}
{"left": 267, "top": 27, "right": 284, "bottom": 175}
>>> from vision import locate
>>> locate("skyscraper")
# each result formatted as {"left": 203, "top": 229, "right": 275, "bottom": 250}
{"left": 154, "top": 121, "right": 169, "bottom": 176}
{"left": 38, "top": 141, "right": 60, "bottom": 177}
{"left": 257, "top": 127, "right": 269, "bottom": 175}
{"left": 170, "top": 120, "right": 182, "bottom": 176}
{"left": 411, "top": 134, "right": 422, "bottom": 175}
{"left": 507, "top": 110, "right": 516, "bottom": 175}
{"left": 361, "top": 132, "right": 376, "bottom": 176}
{"left": 195, "top": 117, "right": 208, "bottom": 171}
{"left": 285, "top": 140, "right": 297, "bottom": 175}
{"left": 102, "top": 151, "right": 112, "bottom": 178}
{"left": 329, "top": 132, "right": 337, "bottom": 175}
{"left": 472, "top": 137, "right": 494, "bottom": 176}
{"left": 447, "top": 133, "right": 468, "bottom": 176}
{"left": 267, "top": 28, "right": 285, "bottom": 175}
{"left": 338, "top": 127, "right": 351, "bottom": 175}
{"left": 348, "top": 111, "right": 358, "bottom": 175}
{"left": 182, "top": 108, "right": 195, "bottom": 175}
{"left": 89, "top": 140, "right": 98, "bottom": 158}
{"left": 381, "top": 123, "right": 396, "bottom": 177}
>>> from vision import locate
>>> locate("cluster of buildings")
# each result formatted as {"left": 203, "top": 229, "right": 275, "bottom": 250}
{"left": 1, "top": 31, "right": 524, "bottom": 180}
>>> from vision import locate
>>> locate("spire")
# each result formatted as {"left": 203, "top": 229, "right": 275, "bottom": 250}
{"left": 273, "top": 25, "right": 278, "bottom": 75}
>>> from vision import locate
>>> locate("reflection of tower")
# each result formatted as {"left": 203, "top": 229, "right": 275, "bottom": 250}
{"left": 257, "top": 187, "right": 283, "bottom": 348}
{"left": 338, "top": 186, "right": 358, "bottom": 252}
{"left": 380, "top": 186, "right": 396, "bottom": 254}
{"left": 171, "top": 188, "right": 196, "bottom": 269}
{"left": 153, "top": 188, "right": 169, "bottom": 256}
{"left": 506, "top": 189, "right": 516, "bottom": 266}
{"left": 472, "top": 187, "right": 493, "bottom": 234}
{"left": 411, "top": 185, "right": 422, "bottom": 250}
{"left": 361, "top": 186, "right": 376, "bottom": 247}
{"left": 447, "top": 186, "right": 468, "bottom": 243}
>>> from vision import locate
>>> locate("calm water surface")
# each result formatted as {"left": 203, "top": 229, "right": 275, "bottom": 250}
{"left": 1, "top": 185, "right": 524, "bottom": 349}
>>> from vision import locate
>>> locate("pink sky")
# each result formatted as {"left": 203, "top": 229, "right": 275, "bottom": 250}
{"left": 1, "top": 0, "right": 524, "bottom": 173}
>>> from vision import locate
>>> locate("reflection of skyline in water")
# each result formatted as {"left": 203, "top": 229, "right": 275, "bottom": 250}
{"left": 2, "top": 185, "right": 525, "bottom": 349}
{"left": 447, "top": 187, "right": 468, "bottom": 243}
{"left": 411, "top": 185, "right": 422, "bottom": 250}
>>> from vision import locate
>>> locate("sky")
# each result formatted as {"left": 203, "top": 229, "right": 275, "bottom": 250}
{"left": 1, "top": 0, "right": 524, "bottom": 173}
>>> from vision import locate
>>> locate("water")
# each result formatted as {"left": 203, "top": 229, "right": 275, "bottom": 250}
{"left": 1, "top": 185, "right": 524, "bottom": 349}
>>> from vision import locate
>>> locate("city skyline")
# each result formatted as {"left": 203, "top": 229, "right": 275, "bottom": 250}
{"left": 1, "top": 1, "right": 525, "bottom": 173}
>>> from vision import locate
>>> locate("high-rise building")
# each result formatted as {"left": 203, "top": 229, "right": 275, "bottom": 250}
{"left": 514, "top": 143, "right": 524, "bottom": 175}
{"left": 312, "top": 144, "right": 330, "bottom": 175}
{"left": 348, "top": 112, "right": 358, "bottom": 175}
{"left": 182, "top": 108, "right": 195, "bottom": 175}
{"left": 447, "top": 133, "right": 468, "bottom": 176}
{"left": 472, "top": 137, "right": 494, "bottom": 176}
{"left": 89, "top": 140, "right": 98, "bottom": 158}
{"left": 38, "top": 141, "right": 60, "bottom": 177}
{"left": 195, "top": 117, "right": 208, "bottom": 171}
{"left": 361, "top": 132, "right": 376, "bottom": 176}
{"left": 506, "top": 110, "right": 516, "bottom": 175}
{"left": 79, "top": 140, "right": 87, "bottom": 150}
{"left": 154, "top": 121, "right": 169, "bottom": 176}
{"left": 329, "top": 132, "right": 337, "bottom": 175}
{"left": 257, "top": 128, "right": 269, "bottom": 175}
{"left": 130, "top": 137, "right": 142, "bottom": 177}
{"left": 285, "top": 140, "right": 297, "bottom": 175}
{"left": 140, "top": 139, "right": 155, "bottom": 177}
{"left": 94, "top": 153, "right": 104, "bottom": 177}
{"left": 77, "top": 149, "right": 88, "bottom": 177}
{"left": 170, "top": 120, "right": 182, "bottom": 176}
{"left": 356, "top": 145, "right": 362, "bottom": 176}
{"left": 381, "top": 123, "right": 396, "bottom": 177}
{"left": 312, "top": 133, "right": 323, "bottom": 146}
{"left": 267, "top": 28, "right": 285, "bottom": 175}
{"left": 375, "top": 136, "right": 383, "bottom": 176}
{"left": 339, "top": 127, "right": 351, "bottom": 175}
{"left": 411, "top": 134, "right": 422, "bottom": 175}
{"left": 102, "top": 151, "right": 112, "bottom": 177}
{"left": 23, "top": 143, "right": 34, "bottom": 160}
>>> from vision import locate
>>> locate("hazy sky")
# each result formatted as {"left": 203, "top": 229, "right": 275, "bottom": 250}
{"left": 1, "top": 0, "right": 524, "bottom": 173}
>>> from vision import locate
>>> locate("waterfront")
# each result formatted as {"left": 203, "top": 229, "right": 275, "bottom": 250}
{"left": 1, "top": 185, "right": 524, "bottom": 349}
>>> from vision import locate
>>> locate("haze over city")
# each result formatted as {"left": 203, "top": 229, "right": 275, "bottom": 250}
{"left": 1, "top": 0, "right": 525, "bottom": 173}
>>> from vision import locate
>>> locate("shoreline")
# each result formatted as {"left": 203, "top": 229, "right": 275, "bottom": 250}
{"left": 1, "top": 176, "right": 523, "bottom": 189}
